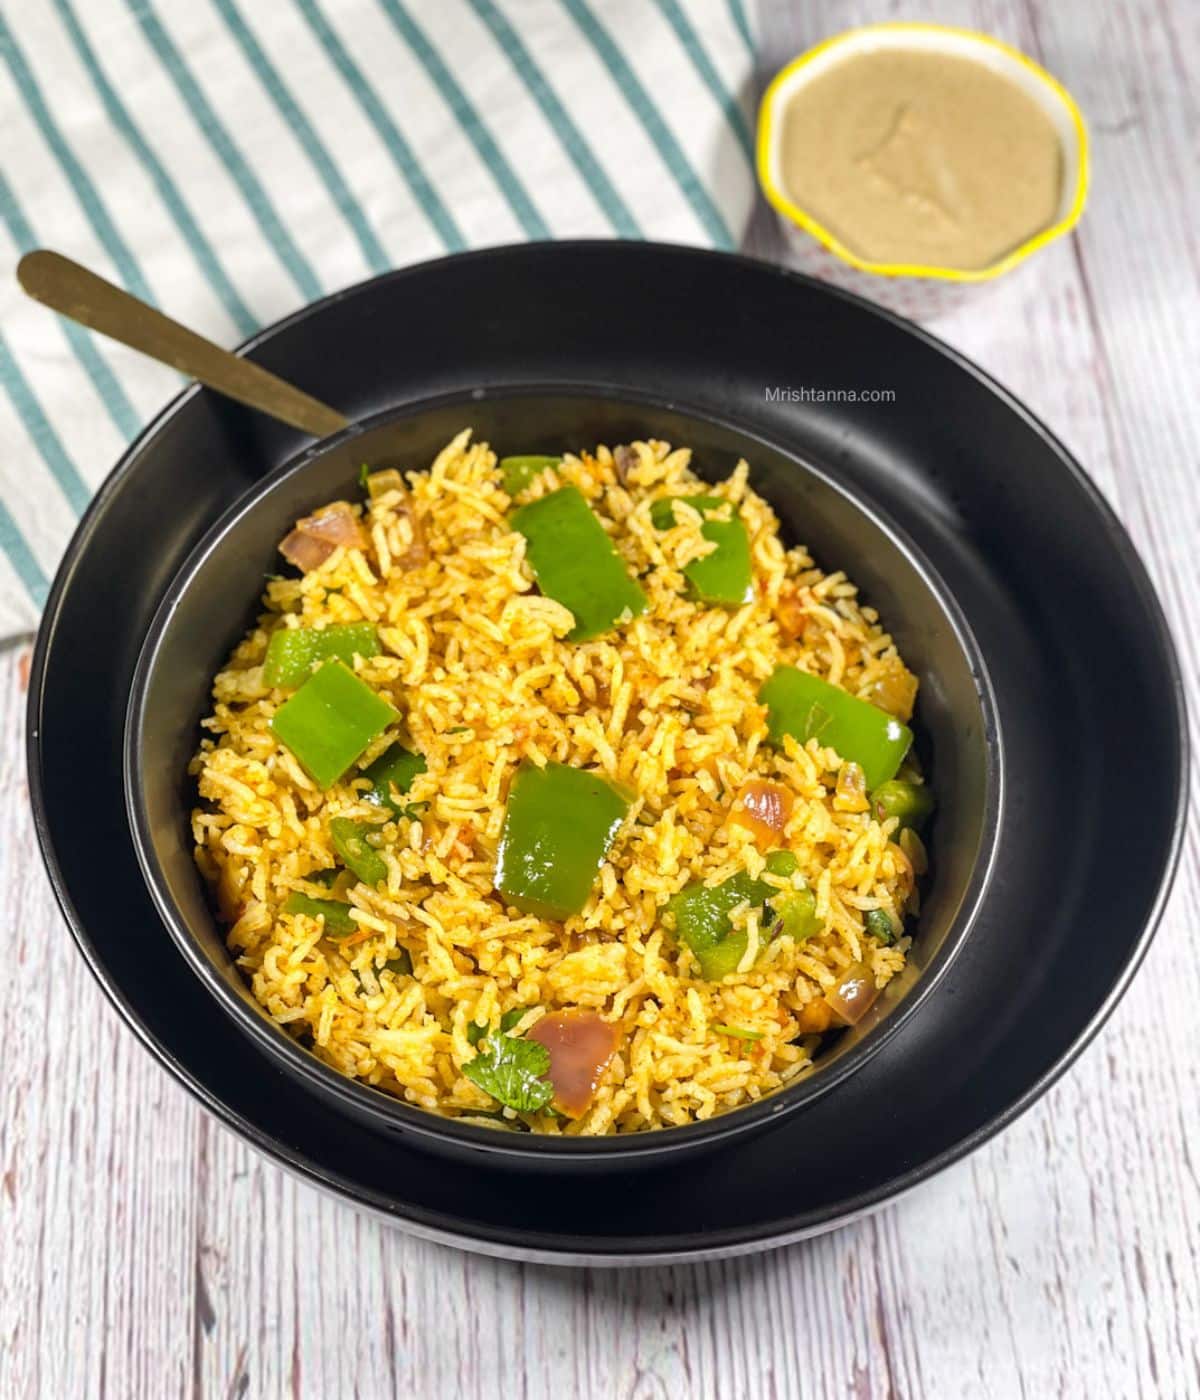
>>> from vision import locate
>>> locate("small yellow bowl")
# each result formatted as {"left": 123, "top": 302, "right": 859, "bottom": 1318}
{"left": 757, "top": 23, "right": 1090, "bottom": 318}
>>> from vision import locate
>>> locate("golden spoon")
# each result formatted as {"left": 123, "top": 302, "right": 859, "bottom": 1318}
{"left": 17, "top": 249, "right": 347, "bottom": 439}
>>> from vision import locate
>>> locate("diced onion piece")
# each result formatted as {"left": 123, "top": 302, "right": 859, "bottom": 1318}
{"left": 527, "top": 1010, "right": 620, "bottom": 1118}
{"left": 729, "top": 778, "right": 794, "bottom": 847}
{"left": 365, "top": 467, "right": 406, "bottom": 499}
{"left": 900, "top": 826, "right": 929, "bottom": 876}
{"left": 825, "top": 960, "right": 881, "bottom": 1026}
{"left": 833, "top": 762, "right": 870, "bottom": 813}
{"left": 794, "top": 998, "right": 835, "bottom": 1034}
{"left": 613, "top": 444, "right": 638, "bottom": 484}
{"left": 279, "top": 501, "right": 366, "bottom": 573}
{"left": 866, "top": 658, "right": 919, "bottom": 722}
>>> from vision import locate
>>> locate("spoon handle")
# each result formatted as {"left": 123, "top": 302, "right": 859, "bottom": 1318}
{"left": 17, "top": 250, "right": 348, "bottom": 439}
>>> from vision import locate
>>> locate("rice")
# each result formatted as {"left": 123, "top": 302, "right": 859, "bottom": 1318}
{"left": 190, "top": 433, "right": 924, "bottom": 1135}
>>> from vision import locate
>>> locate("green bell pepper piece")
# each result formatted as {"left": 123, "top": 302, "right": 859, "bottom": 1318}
{"left": 650, "top": 495, "right": 753, "bottom": 606}
{"left": 665, "top": 851, "right": 797, "bottom": 980}
{"left": 500, "top": 455, "right": 560, "bottom": 496}
{"left": 264, "top": 621, "right": 379, "bottom": 688}
{"left": 271, "top": 662, "right": 399, "bottom": 789}
{"left": 264, "top": 630, "right": 314, "bottom": 687}
{"left": 495, "top": 762, "right": 628, "bottom": 919}
{"left": 759, "top": 664, "right": 912, "bottom": 790}
{"left": 871, "top": 779, "right": 935, "bottom": 831}
{"left": 283, "top": 891, "right": 357, "bottom": 936}
{"left": 666, "top": 873, "right": 763, "bottom": 980}
{"left": 360, "top": 742, "right": 427, "bottom": 816}
{"left": 764, "top": 850, "right": 798, "bottom": 879}
{"left": 510, "top": 486, "right": 648, "bottom": 641}
{"left": 329, "top": 817, "right": 388, "bottom": 885}
{"left": 770, "top": 887, "right": 822, "bottom": 942}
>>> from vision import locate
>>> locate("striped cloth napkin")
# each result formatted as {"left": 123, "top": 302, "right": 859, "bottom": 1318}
{"left": 0, "top": 0, "right": 758, "bottom": 639}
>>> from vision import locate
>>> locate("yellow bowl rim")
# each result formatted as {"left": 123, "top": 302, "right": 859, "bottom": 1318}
{"left": 756, "top": 21, "right": 1091, "bottom": 284}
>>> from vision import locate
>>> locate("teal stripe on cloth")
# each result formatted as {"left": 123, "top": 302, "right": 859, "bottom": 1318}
{"left": 726, "top": 0, "right": 755, "bottom": 57}
{"left": 465, "top": 0, "right": 641, "bottom": 238}
{"left": 126, "top": 0, "right": 325, "bottom": 303}
{"left": 559, "top": 0, "right": 734, "bottom": 249}
{"left": 654, "top": 0, "right": 752, "bottom": 159}
{"left": 376, "top": 0, "right": 549, "bottom": 240}
{"left": 293, "top": 0, "right": 466, "bottom": 252}
{"left": 52, "top": 0, "right": 258, "bottom": 338}
{"left": 0, "top": 16, "right": 156, "bottom": 305}
{"left": 0, "top": 498, "right": 48, "bottom": 608}
{"left": 0, "top": 333, "right": 91, "bottom": 516}
{"left": 211, "top": 0, "right": 390, "bottom": 275}
{"left": 0, "top": 174, "right": 140, "bottom": 442}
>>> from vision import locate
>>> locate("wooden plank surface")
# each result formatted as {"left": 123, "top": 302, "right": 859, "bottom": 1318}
{"left": 2, "top": 1, "right": 1198, "bottom": 1395}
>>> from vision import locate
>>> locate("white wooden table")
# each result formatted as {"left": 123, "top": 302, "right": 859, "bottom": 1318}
{"left": 3, "top": 2, "right": 1198, "bottom": 1395}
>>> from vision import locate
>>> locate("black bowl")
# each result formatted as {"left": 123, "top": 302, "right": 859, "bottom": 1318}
{"left": 126, "top": 390, "right": 1000, "bottom": 1167}
{"left": 28, "top": 244, "right": 1187, "bottom": 1259}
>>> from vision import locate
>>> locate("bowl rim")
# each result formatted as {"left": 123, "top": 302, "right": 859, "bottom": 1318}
{"left": 122, "top": 380, "right": 1003, "bottom": 1164}
{"left": 756, "top": 21, "right": 1091, "bottom": 284}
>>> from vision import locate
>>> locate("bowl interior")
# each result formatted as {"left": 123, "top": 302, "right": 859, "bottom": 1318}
{"left": 128, "top": 389, "right": 998, "bottom": 1163}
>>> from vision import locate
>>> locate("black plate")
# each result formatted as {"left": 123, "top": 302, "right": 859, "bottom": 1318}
{"left": 28, "top": 244, "right": 1187, "bottom": 1262}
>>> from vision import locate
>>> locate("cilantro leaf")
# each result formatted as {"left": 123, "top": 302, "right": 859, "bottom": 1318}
{"left": 462, "top": 1033, "right": 554, "bottom": 1113}
{"left": 466, "top": 1008, "right": 529, "bottom": 1048}
{"left": 865, "top": 908, "right": 897, "bottom": 945}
